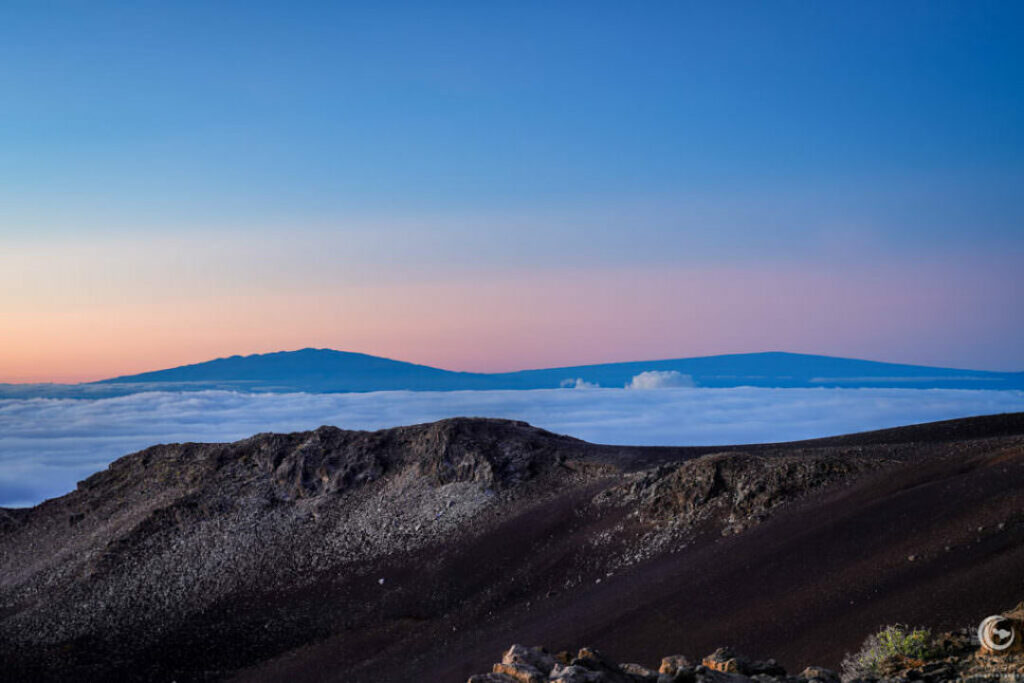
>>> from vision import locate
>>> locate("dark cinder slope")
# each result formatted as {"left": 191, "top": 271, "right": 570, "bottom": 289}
{"left": 1, "top": 414, "right": 1023, "bottom": 682}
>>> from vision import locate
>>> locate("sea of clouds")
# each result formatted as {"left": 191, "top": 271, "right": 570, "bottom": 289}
{"left": 2, "top": 386, "right": 1023, "bottom": 508}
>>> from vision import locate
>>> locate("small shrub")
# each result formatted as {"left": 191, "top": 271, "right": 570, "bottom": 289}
{"left": 841, "top": 625, "right": 934, "bottom": 681}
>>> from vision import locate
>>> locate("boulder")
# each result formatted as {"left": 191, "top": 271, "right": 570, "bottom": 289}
{"left": 660, "top": 655, "right": 693, "bottom": 674}
{"left": 503, "top": 644, "right": 557, "bottom": 676}
{"left": 621, "top": 661, "right": 661, "bottom": 680}
{"left": 493, "top": 661, "right": 547, "bottom": 683}
{"left": 702, "top": 647, "right": 750, "bottom": 674}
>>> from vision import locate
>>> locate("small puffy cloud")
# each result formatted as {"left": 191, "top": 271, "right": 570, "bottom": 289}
{"left": 560, "top": 378, "right": 600, "bottom": 389}
{"left": 626, "top": 370, "right": 696, "bottom": 389}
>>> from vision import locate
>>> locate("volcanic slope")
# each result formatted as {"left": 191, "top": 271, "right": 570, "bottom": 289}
{"left": 1, "top": 413, "right": 1023, "bottom": 682}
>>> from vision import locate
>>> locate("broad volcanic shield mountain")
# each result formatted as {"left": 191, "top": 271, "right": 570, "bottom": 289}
{"left": 94, "top": 349, "right": 1024, "bottom": 391}
{"left": 2, "top": 413, "right": 1024, "bottom": 681}
{"left": 4, "top": 349, "right": 1021, "bottom": 398}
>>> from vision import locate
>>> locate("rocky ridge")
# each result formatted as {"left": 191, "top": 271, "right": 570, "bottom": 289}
{"left": 0, "top": 420, "right": 600, "bottom": 662}
{"left": 3, "top": 414, "right": 1024, "bottom": 681}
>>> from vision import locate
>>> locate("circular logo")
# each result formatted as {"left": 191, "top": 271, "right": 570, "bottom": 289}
{"left": 979, "top": 615, "right": 1016, "bottom": 651}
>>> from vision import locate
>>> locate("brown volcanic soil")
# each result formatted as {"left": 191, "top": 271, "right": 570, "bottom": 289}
{"left": 1, "top": 413, "right": 1023, "bottom": 682}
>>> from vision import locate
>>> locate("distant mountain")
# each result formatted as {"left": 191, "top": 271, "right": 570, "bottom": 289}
{"left": 499, "top": 350, "right": 1024, "bottom": 390}
{"left": 1, "top": 349, "right": 1020, "bottom": 398}
{"left": 101, "top": 348, "right": 488, "bottom": 392}
{"left": 100, "top": 348, "right": 1024, "bottom": 391}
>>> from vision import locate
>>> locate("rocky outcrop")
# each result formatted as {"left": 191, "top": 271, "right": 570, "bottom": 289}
{"left": 470, "top": 635, "right": 1024, "bottom": 683}
{"left": 0, "top": 418, "right": 605, "bottom": 679}
{"left": 468, "top": 645, "right": 832, "bottom": 683}
{"left": 77, "top": 417, "right": 588, "bottom": 502}
{"left": 600, "top": 452, "right": 887, "bottom": 536}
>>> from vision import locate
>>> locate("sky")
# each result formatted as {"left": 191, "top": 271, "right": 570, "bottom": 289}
{"left": 2, "top": 1, "right": 1023, "bottom": 382}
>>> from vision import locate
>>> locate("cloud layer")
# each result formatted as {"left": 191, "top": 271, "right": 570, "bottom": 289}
{"left": 626, "top": 370, "right": 696, "bottom": 389}
{"left": 2, "top": 387, "right": 1023, "bottom": 507}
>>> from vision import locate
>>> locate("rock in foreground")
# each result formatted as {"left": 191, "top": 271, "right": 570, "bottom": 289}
{"left": 469, "top": 630, "right": 1024, "bottom": 683}
{"left": 468, "top": 644, "right": 828, "bottom": 683}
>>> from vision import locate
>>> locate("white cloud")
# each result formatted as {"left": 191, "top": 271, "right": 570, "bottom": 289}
{"left": 1, "top": 387, "right": 1022, "bottom": 507}
{"left": 560, "top": 378, "right": 600, "bottom": 389}
{"left": 626, "top": 370, "right": 696, "bottom": 389}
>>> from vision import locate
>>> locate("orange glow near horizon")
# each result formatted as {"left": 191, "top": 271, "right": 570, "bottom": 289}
{"left": 3, "top": 2, "right": 1024, "bottom": 385}
{"left": 3, "top": 261, "right": 1020, "bottom": 383}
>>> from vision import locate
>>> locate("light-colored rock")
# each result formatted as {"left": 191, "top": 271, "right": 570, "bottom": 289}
{"left": 503, "top": 643, "right": 556, "bottom": 676}
{"left": 621, "top": 661, "right": 660, "bottom": 679}
{"left": 493, "top": 661, "right": 547, "bottom": 683}
{"left": 660, "top": 655, "right": 692, "bottom": 674}
{"left": 702, "top": 648, "right": 749, "bottom": 674}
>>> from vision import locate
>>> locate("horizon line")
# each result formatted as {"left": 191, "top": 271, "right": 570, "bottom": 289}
{"left": 5, "top": 347, "right": 1019, "bottom": 387}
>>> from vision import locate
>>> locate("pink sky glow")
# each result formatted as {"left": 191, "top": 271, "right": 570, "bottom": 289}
{"left": 2, "top": 260, "right": 1018, "bottom": 383}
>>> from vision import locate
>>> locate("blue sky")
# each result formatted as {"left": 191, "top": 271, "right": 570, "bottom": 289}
{"left": 1, "top": 1, "right": 1022, "bottom": 379}
{"left": 5, "top": 2, "right": 1023, "bottom": 216}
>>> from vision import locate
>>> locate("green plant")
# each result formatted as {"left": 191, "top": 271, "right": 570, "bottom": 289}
{"left": 841, "top": 625, "right": 935, "bottom": 681}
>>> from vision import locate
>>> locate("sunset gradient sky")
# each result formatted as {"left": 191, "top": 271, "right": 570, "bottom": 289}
{"left": 2, "top": 1, "right": 1022, "bottom": 382}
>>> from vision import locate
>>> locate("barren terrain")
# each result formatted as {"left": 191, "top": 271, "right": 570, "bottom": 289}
{"left": 2, "top": 413, "right": 1023, "bottom": 682}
